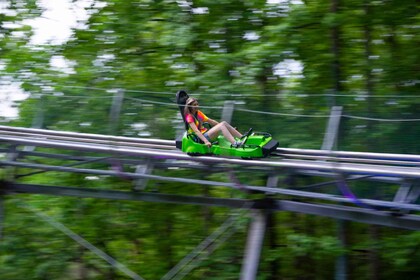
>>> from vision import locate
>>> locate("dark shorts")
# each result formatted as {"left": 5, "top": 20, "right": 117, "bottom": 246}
{"left": 203, "top": 132, "right": 211, "bottom": 142}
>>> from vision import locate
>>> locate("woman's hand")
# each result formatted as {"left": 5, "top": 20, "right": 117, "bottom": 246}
{"left": 204, "top": 140, "right": 212, "bottom": 147}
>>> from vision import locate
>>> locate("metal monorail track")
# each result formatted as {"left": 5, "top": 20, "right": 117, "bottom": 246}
{"left": 1, "top": 124, "right": 419, "bottom": 280}
{"left": 1, "top": 124, "right": 420, "bottom": 163}
{"left": 0, "top": 125, "right": 419, "bottom": 230}
{"left": 1, "top": 125, "right": 420, "bottom": 178}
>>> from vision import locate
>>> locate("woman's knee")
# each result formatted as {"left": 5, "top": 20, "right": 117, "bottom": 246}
{"left": 212, "top": 122, "right": 223, "bottom": 130}
{"left": 220, "top": 121, "right": 228, "bottom": 127}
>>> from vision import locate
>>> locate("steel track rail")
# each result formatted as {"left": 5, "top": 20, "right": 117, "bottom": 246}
{"left": 2, "top": 125, "right": 420, "bottom": 164}
{"left": 276, "top": 153, "right": 420, "bottom": 167}
{"left": 0, "top": 125, "right": 174, "bottom": 146}
{"left": 0, "top": 163, "right": 419, "bottom": 212}
{"left": 277, "top": 148, "right": 420, "bottom": 162}
{"left": 0, "top": 130, "right": 175, "bottom": 150}
{"left": 2, "top": 129, "right": 418, "bottom": 166}
{"left": 1, "top": 135, "right": 420, "bottom": 178}
{"left": 1, "top": 126, "right": 418, "bottom": 231}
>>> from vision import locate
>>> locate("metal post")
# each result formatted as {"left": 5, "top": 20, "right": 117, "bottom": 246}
{"left": 240, "top": 210, "right": 267, "bottom": 280}
{"left": 109, "top": 89, "right": 124, "bottom": 135}
{"left": 266, "top": 174, "right": 279, "bottom": 193}
{"left": 321, "top": 106, "right": 347, "bottom": 280}
{"left": 133, "top": 159, "right": 154, "bottom": 191}
{"left": 1, "top": 145, "right": 19, "bottom": 240}
{"left": 322, "top": 106, "right": 343, "bottom": 151}
{"left": 221, "top": 100, "right": 235, "bottom": 123}
{"left": 31, "top": 94, "right": 45, "bottom": 129}
{"left": 335, "top": 220, "right": 347, "bottom": 280}
{"left": 6, "top": 145, "right": 19, "bottom": 181}
{"left": 24, "top": 94, "right": 45, "bottom": 152}
{"left": 265, "top": 174, "right": 279, "bottom": 277}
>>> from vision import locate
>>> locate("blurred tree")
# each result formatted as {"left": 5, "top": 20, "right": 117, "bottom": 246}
{"left": 1, "top": 0, "right": 419, "bottom": 279}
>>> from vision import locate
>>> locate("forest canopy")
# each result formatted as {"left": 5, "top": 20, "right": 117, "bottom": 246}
{"left": 0, "top": 0, "right": 419, "bottom": 279}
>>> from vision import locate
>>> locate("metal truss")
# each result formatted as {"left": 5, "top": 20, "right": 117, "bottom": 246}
{"left": 0, "top": 124, "right": 419, "bottom": 224}
{"left": 0, "top": 124, "right": 419, "bottom": 280}
{"left": 1, "top": 182, "right": 419, "bottom": 231}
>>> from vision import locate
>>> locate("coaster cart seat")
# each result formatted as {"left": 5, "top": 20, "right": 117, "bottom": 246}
{"left": 175, "top": 90, "right": 279, "bottom": 158}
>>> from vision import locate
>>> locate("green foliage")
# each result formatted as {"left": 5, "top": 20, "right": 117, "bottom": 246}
{"left": 1, "top": 0, "right": 419, "bottom": 278}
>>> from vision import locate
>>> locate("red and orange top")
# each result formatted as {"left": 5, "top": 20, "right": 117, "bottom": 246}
{"left": 185, "top": 110, "right": 209, "bottom": 134}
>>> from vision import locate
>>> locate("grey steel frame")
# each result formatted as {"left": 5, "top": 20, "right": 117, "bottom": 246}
{"left": 1, "top": 124, "right": 419, "bottom": 280}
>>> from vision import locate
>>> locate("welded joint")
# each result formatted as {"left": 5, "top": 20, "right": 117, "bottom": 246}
{"left": 252, "top": 198, "right": 277, "bottom": 211}
{"left": 393, "top": 181, "right": 420, "bottom": 204}
{"left": 393, "top": 182, "right": 411, "bottom": 203}
{"left": 407, "top": 184, "right": 420, "bottom": 204}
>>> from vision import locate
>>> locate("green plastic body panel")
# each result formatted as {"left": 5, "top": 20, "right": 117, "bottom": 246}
{"left": 179, "top": 132, "right": 278, "bottom": 158}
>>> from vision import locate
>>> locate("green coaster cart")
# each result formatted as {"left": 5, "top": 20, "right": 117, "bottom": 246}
{"left": 175, "top": 90, "right": 279, "bottom": 158}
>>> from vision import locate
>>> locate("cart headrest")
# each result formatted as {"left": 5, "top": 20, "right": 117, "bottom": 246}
{"left": 176, "top": 90, "right": 190, "bottom": 130}
{"left": 176, "top": 90, "right": 189, "bottom": 106}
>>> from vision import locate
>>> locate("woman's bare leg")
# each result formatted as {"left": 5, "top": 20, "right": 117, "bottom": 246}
{"left": 223, "top": 121, "right": 242, "bottom": 138}
{"left": 206, "top": 122, "right": 236, "bottom": 144}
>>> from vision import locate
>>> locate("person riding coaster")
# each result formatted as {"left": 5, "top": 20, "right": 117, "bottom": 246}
{"left": 175, "top": 90, "right": 279, "bottom": 158}
{"left": 184, "top": 96, "right": 245, "bottom": 148}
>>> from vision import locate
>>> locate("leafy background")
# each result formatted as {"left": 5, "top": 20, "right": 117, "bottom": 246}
{"left": 0, "top": 0, "right": 419, "bottom": 279}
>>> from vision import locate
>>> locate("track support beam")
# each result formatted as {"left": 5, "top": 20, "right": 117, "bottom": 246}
{"left": 240, "top": 210, "right": 267, "bottom": 280}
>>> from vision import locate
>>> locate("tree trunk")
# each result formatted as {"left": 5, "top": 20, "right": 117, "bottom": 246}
{"left": 330, "top": 0, "right": 342, "bottom": 106}
{"left": 364, "top": 3, "right": 381, "bottom": 279}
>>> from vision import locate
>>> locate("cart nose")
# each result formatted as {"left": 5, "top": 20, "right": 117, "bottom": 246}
{"left": 175, "top": 135, "right": 183, "bottom": 150}
{"left": 262, "top": 139, "right": 279, "bottom": 157}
